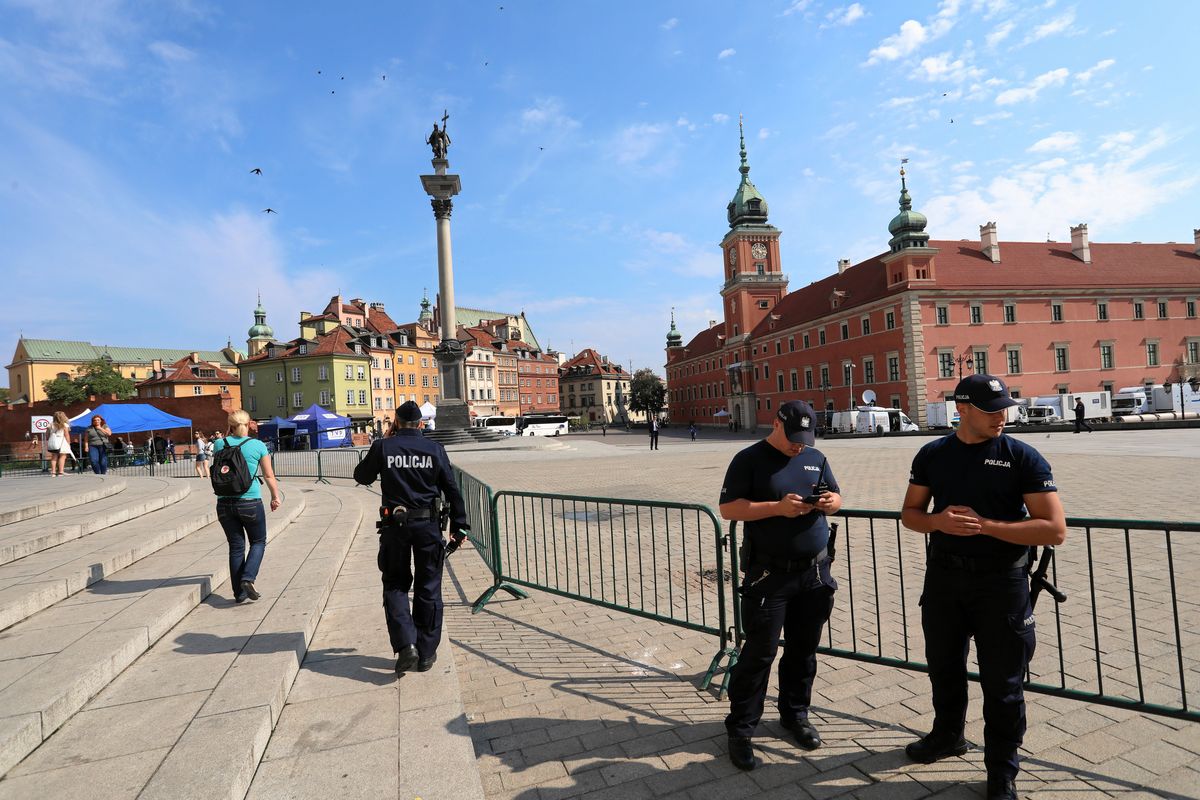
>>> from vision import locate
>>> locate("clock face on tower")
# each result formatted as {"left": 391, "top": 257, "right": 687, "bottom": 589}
{"left": 750, "top": 243, "right": 768, "bottom": 260}
{"left": 728, "top": 248, "right": 737, "bottom": 266}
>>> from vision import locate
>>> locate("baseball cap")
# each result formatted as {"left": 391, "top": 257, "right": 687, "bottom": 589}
{"left": 397, "top": 401, "right": 423, "bottom": 422}
{"left": 776, "top": 400, "right": 817, "bottom": 446}
{"left": 954, "top": 374, "right": 1019, "bottom": 412}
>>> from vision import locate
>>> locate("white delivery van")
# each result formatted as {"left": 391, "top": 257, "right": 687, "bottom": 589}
{"left": 854, "top": 406, "right": 919, "bottom": 434}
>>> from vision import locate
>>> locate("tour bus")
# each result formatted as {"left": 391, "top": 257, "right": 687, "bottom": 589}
{"left": 475, "top": 416, "right": 519, "bottom": 436}
{"left": 518, "top": 414, "right": 570, "bottom": 436}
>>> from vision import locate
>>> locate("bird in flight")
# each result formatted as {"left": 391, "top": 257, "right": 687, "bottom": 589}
{"left": 262, "top": 208, "right": 277, "bottom": 214}
{"left": 382, "top": 74, "right": 387, "bottom": 80}
{"left": 250, "top": 168, "right": 263, "bottom": 175}
{"left": 317, "top": 69, "right": 321, "bottom": 75}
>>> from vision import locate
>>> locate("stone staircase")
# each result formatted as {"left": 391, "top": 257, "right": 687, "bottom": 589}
{"left": 0, "top": 475, "right": 483, "bottom": 799}
{"left": 422, "top": 427, "right": 508, "bottom": 446}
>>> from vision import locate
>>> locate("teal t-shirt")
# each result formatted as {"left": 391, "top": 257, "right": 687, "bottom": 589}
{"left": 212, "top": 436, "right": 270, "bottom": 500}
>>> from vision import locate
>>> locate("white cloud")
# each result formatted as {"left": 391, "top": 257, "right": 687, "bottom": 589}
{"left": 711, "top": 112, "right": 730, "bottom": 124}
{"left": 923, "top": 128, "right": 1195, "bottom": 243}
{"left": 1075, "top": 58, "right": 1115, "bottom": 83}
{"left": 883, "top": 95, "right": 921, "bottom": 108}
{"left": 676, "top": 116, "right": 696, "bottom": 131}
{"left": 985, "top": 20, "right": 1015, "bottom": 48}
{"left": 822, "top": 121, "right": 857, "bottom": 140}
{"left": 610, "top": 123, "right": 670, "bottom": 166}
{"left": 718, "top": 48, "right": 736, "bottom": 59}
{"left": 1027, "top": 131, "right": 1080, "bottom": 153}
{"left": 782, "top": 0, "right": 813, "bottom": 16}
{"left": 802, "top": 167, "right": 815, "bottom": 177}
{"left": 147, "top": 40, "right": 195, "bottom": 62}
{"left": 821, "top": 4, "right": 866, "bottom": 28}
{"left": 1023, "top": 9, "right": 1076, "bottom": 43}
{"left": 519, "top": 97, "right": 581, "bottom": 134}
{"left": 972, "top": 110, "right": 1012, "bottom": 125}
{"left": 660, "top": 17, "right": 679, "bottom": 30}
{"left": 758, "top": 128, "right": 771, "bottom": 140}
{"left": 866, "top": 19, "right": 928, "bottom": 63}
{"left": 994, "top": 67, "right": 1069, "bottom": 105}
{"left": 913, "top": 52, "right": 982, "bottom": 82}
{"left": 1099, "top": 130, "right": 1136, "bottom": 151}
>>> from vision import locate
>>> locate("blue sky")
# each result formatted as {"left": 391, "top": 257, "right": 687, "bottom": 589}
{"left": 2, "top": 0, "right": 1197, "bottom": 383}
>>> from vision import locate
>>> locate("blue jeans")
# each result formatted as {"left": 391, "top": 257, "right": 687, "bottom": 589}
{"left": 217, "top": 498, "right": 267, "bottom": 597}
{"left": 88, "top": 445, "right": 108, "bottom": 474}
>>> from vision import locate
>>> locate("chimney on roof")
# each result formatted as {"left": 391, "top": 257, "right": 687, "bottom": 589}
{"left": 370, "top": 302, "right": 385, "bottom": 311}
{"left": 300, "top": 311, "right": 311, "bottom": 321}
{"left": 351, "top": 297, "right": 365, "bottom": 307}
{"left": 980, "top": 221, "right": 1000, "bottom": 263}
{"left": 1071, "top": 223, "right": 1091, "bottom": 263}
{"left": 1193, "top": 228, "right": 1200, "bottom": 257}
{"left": 837, "top": 258, "right": 850, "bottom": 274}
{"left": 709, "top": 319, "right": 718, "bottom": 328}
{"left": 190, "top": 352, "right": 199, "bottom": 362}
{"left": 152, "top": 358, "right": 162, "bottom": 373}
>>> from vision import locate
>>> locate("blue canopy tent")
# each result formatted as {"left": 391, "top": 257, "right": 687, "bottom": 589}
{"left": 289, "top": 405, "right": 352, "bottom": 449}
{"left": 257, "top": 415, "right": 298, "bottom": 448}
{"left": 69, "top": 403, "right": 193, "bottom": 468}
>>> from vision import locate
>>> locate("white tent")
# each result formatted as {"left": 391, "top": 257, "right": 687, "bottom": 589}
{"left": 713, "top": 409, "right": 730, "bottom": 417}
{"left": 420, "top": 402, "right": 437, "bottom": 430}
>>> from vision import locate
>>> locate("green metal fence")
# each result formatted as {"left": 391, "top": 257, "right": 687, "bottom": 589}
{"left": 459, "top": 477, "right": 737, "bottom": 696}
{"left": 729, "top": 512, "right": 1200, "bottom": 723}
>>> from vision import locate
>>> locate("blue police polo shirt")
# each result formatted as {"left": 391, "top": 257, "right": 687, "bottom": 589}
{"left": 353, "top": 429, "right": 468, "bottom": 530}
{"left": 909, "top": 433, "right": 1057, "bottom": 560}
{"left": 721, "top": 440, "right": 840, "bottom": 560}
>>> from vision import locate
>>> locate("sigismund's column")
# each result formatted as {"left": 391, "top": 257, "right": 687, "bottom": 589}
{"left": 420, "top": 114, "right": 470, "bottom": 430}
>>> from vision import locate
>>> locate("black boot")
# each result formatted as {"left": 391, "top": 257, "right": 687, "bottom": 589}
{"left": 781, "top": 718, "right": 822, "bottom": 750}
{"left": 416, "top": 653, "right": 437, "bottom": 672}
{"left": 905, "top": 731, "right": 971, "bottom": 763}
{"left": 727, "top": 735, "right": 757, "bottom": 771}
{"left": 395, "top": 644, "right": 419, "bottom": 673}
{"left": 986, "top": 777, "right": 1018, "bottom": 799}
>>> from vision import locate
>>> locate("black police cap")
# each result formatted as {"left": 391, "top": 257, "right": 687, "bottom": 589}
{"left": 397, "top": 401, "right": 423, "bottom": 422}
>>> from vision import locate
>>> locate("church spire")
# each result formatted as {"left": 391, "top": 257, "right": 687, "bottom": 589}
{"left": 666, "top": 307, "right": 683, "bottom": 348}
{"left": 727, "top": 115, "right": 770, "bottom": 228}
{"left": 887, "top": 161, "right": 930, "bottom": 253}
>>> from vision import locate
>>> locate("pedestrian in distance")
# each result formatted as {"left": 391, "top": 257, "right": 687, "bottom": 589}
{"left": 165, "top": 437, "right": 176, "bottom": 463}
{"left": 46, "top": 411, "right": 72, "bottom": 476}
{"left": 84, "top": 415, "right": 112, "bottom": 474}
{"left": 900, "top": 375, "right": 1066, "bottom": 800}
{"left": 719, "top": 400, "right": 843, "bottom": 771}
{"left": 211, "top": 409, "right": 282, "bottom": 604}
{"left": 689, "top": 422, "right": 697, "bottom": 441}
{"left": 353, "top": 401, "right": 469, "bottom": 674}
{"left": 649, "top": 417, "right": 660, "bottom": 450}
{"left": 195, "top": 432, "right": 210, "bottom": 478}
{"left": 1073, "top": 398, "right": 1093, "bottom": 434}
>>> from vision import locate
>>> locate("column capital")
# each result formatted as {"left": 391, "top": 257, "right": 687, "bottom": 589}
{"left": 431, "top": 198, "right": 454, "bottom": 219}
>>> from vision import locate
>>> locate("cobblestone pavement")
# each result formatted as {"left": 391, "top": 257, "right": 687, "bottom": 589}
{"left": 446, "top": 429, "right": 1200, "bottom": 799}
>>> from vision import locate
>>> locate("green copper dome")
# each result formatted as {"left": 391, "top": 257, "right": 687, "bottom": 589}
{"left": 666, "top": 309, "right": 683, "bottom": 347}
{"left": 248, "top": 295, "right": 274, "bottom": 339}
{"left": 727, "top": 118, "right": 769, "bottom": 227}
{"left": 887, "top": 168, "right": 930, "bottom": 252}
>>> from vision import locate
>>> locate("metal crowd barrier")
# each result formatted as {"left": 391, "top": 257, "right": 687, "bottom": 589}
{"left": 730, "top": 512, "right": 1200, "bottom": 723}
{"left": 458, "top": 473, "right": 737, "bottom": 695}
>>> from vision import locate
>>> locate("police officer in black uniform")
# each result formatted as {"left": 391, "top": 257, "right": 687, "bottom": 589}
{"left": 901, "top": 375, "right": 1066, "bottom": 800}
{"left": 353, "top": 401, "right": 469, "bottom": 673}
{"left": 719, "top": 400, "right": 843, "bottom": 771}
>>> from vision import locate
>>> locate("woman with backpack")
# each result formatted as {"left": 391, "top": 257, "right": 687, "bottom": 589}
{"left": 211, "top": 409, "right": 282, "bottom": 604}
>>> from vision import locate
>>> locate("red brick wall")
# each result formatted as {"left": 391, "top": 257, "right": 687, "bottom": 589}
{"left": 0, "top": 394, "right": 236, "bottom": 453}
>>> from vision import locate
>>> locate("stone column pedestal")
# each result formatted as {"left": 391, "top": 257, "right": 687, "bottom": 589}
{"left": 420, "top": 160, "right": 468, "bottom": 430}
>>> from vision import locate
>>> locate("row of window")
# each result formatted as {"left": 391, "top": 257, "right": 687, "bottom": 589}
{"left": 245, "top": 393, "right": 433, "bottom": 413}
{"left": 934, "top": 298, "right": 1198, "bottom": 326}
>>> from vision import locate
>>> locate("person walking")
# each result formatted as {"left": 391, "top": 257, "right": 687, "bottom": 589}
{"left": 46, "top": 411, "right": 71, "bottom": 476}
{"left": 689, "top": 423, "right": 698, "bottom": 442}
{"left": 211, "top": 410, "right": 282, "bottom": 604}
{"left": 649, "top": 417, "right": 660, "bottom": 450}
{"left": 1073, "top": 398, "right": 1093, "bottom": 433}
{"left": 84, "top": 415, "right": 112, "bottom": 474}
{"left": 719, "top": 400, "right": 843, "bottom": 771}
{"left": 195, "top": 432, "right": 210, "bottom": 478}
{"left": 900, "top": 375, "right": 1066, "bottom": 800}
{"left": 353, "top": 401, "right": 469, "bottom": 674}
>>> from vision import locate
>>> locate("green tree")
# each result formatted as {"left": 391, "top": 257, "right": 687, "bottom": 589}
{"left": 0, "top": 387, "right": 9, "bottom": 404}
{"left": 76, "top": 358, "right": 136, "bottom": 399}
{"left": 42, "top": 358, "right": 135, "bottom": 404}
{"left": 42, "top": 376, "right": 88, "bottom": 404}
{"left": 628, "top": 368, "right": 666, "bottom": 418}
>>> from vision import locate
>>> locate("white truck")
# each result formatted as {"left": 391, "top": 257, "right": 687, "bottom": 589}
{"left": 926, "top": 399, "right": 1028, "bottom": 429}
{"left": 854, "top": 406, "right": 919, "bottom": 434}
{"left": 1151, "top": 383, "right": 1200, "bottom": 415}
{"left": 1112, "top": 386, "right": 1152, "bottom": 416}
{"left": 1029, "top": 391, "right": 1112, "bottom": 425}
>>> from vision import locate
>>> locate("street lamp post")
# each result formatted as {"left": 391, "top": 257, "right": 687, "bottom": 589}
{"left": 955, "top": 351, "right": 975, "bottom": 380}
{"left": 819, "top": 380, "right": 832, "bottom": 433}
{"left": 848, "top": 362, "right": 857, "bottom": 411}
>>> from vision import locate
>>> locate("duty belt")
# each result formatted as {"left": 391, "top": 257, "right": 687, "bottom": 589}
{"left": 752, "top": 546, "right": 829, "bottom": 574}
{"left": 928, "top": 549, "right": 1029, "bottom": 573}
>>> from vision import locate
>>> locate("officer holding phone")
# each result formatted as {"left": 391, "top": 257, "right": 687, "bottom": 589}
{"left": 354, "top": 401, "right": 469, "bottom": 674}
{"left": 718, "top": 400, "right": 843, "bottom": 771}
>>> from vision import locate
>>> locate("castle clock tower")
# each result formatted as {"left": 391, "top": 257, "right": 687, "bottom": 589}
{"left": 719, "top": 118, "right": 787, "bottom": 431}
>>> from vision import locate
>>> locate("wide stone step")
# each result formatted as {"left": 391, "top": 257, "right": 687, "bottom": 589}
{"left": 0, "top": 491, "right": 218, "bottom": 632}
{"left": 0, "top": 491, "right": 307, "bottom": 776}
{"left": 0, "top": 476, "right": 126, "bottom": 528}
{"left": 0, "top": 478, "right": 190, "bottom": 567}
{"left": 0, "top": 486, "right": 368, "bottom": 799}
